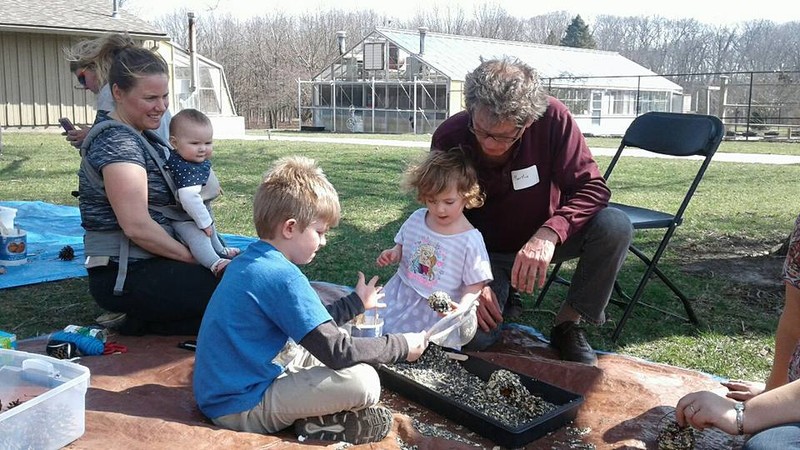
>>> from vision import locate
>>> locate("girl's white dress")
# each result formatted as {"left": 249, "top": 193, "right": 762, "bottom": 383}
{"left": 382, "top": 208, "right": 493, "bottom": 334}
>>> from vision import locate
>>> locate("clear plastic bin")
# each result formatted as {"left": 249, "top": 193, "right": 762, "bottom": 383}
{"left": 0, "top": 349, "right": 90, "bottom": 449}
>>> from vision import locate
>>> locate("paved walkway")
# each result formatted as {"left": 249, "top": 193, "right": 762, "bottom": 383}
{"left": 242, "top": 134, "right": 800, "bottom": 165}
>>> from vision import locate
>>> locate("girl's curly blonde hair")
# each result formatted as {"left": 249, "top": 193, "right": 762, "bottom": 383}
{"left": 403, "top": 148, "right": 485, "bottom": 209}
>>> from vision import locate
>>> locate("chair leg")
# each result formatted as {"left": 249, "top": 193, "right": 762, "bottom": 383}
{"left": 611, "top": 271, "right": 652, "bottom": 342}
{"left": 534, "top": 262, "right": 563, "bottom": 308}
{"left": 612, "top": 238, "right": 675, "bottom": 342}
{"left": 627, "top": 244, "right": 700, "bottom": 325}
{"left": 650, "top": 264, "right": 699, "bottom": 324}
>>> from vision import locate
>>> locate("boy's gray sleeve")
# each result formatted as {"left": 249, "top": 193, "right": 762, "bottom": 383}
{"left": 325, "top": 292, "right": 364, "bottom": 325}
{"left": 299, "top": 321, "right": 409, "bottom": 369}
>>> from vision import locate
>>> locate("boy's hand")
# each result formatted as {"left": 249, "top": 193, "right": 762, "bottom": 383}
{"left": 402, "top": 332, "right": 428, "bottom": 362}
{"left": 376, "top": 248, "right": 400, "bottom": 267}
{"left": 354, "top": 271, "right": 386, "bottom": 310}
{"left": 202, "top": 226, "right": 213, "bottom": 237}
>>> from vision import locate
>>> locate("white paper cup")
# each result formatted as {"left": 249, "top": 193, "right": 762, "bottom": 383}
{"left": 0, "top": 228, "right": 27, "bottom": 266}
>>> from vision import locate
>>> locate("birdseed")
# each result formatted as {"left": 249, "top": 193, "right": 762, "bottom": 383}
{"left": 386, "top": 345, "right": 557, "bottom": 429}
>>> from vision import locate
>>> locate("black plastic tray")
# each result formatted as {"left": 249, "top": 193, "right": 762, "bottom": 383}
{"left": 379, "top": 355, "right": 584, "bottom": 448}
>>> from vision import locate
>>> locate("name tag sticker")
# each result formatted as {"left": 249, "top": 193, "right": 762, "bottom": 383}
{"left": 511, "top": 165, "right": 539, "bottom": 190}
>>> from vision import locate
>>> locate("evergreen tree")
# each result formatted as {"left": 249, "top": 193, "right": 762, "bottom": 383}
{"left": 561, "top": 15, "right": 596, "bottom": 49}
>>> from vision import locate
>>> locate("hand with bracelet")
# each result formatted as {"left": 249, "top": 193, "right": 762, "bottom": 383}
{"left": 675, "top": 391, "right": 743, "bottom": 435}
{"left": 674, "top": 218, "right": 800, "bottom": 448}
{"left": 676, "top": 378, "right": 800, "bottom": 445}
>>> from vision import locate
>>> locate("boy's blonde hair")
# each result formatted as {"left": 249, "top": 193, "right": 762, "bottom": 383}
{"left": 403, "top": 148, "right": 485, "bottom": 209}
{"left": 253, "top": 156, "right": 341, "bottom": 239}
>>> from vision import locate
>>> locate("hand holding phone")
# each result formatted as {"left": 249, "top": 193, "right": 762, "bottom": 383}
{"left": 59, "top": 117, "right": 76, "bottom": 132}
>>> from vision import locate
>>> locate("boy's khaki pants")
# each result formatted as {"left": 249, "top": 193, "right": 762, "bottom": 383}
{"left": 212, "top": 346, "right": 382, "bottom": 433}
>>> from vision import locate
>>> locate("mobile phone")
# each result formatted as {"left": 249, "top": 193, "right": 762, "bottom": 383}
{"left": 59, "top": 117, "right": 75, "bottom": 132}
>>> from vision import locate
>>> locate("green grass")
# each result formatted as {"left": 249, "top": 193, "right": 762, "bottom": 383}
{"left": 1, "top": 132, "right": 799, "bottom": 382}
{"left": 253, "top": 129, "right": 800, "bottom": 156}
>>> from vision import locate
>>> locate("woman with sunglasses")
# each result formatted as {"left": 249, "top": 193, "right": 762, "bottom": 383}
{"left": 65, "top": 33, "right": 171, "bottom": 148}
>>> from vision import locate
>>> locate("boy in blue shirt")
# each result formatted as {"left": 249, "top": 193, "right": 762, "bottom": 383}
{"left": 193, "top": 156, "right": 428, "bottom": 445}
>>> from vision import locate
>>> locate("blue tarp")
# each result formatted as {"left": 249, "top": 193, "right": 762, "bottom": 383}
{"left": 0, "top": 201, "right": 257, "bottom": 290}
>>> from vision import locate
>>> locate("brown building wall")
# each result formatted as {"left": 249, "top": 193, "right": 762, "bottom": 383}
{"left": 0, "top": 31, "right": 96, "bottom": 128}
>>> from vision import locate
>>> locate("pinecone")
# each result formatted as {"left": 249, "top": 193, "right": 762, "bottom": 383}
{"left": 427, "top": 291, "right": 451, "bottom": 313}
{"left": 58, "top": 245, "right": 75, "bottom": 261}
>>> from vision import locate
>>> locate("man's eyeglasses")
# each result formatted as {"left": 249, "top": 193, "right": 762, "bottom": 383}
{"left": 468, "top": 123, "right": 523, "bottom": 144}
{"left": 75, "top": 67, "right": 88, "bottom": 87}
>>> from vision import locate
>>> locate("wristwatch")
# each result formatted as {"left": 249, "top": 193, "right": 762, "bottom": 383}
{"left": 734, "top": 402, "right": 745, "bottom": 435}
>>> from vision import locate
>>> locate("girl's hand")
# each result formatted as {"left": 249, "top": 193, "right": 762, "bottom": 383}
{"left": 353, "top": 271, "right": 386, "bottom": 310}
{"left": 376, "top": 247, "right": 400, "bottom": 267}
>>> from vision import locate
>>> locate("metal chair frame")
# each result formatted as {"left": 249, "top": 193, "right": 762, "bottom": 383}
{"left": 534, "top": 112, "right": 725, "bottom": 342}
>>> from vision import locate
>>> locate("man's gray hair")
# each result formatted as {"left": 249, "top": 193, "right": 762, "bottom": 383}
{"left": 464, "top": 56, "right": 549, "bottom": 127}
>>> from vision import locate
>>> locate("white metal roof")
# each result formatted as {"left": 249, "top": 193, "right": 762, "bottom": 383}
{"left": 374, "top": 27, "right": 683, "bottom": 92}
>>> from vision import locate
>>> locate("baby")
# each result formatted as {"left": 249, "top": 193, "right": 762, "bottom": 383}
{"left": 166, "top": 108, "right": 238, "bottom": 276}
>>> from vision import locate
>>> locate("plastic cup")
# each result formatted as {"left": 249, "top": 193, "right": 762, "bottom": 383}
{"left": 0, "top": 206, "right": 16, "bottom": 231}
{"left": 350, "top": 316, "right": 384, "bottom": 338}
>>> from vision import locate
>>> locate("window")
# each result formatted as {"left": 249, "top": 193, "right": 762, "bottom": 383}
{"left": 607, "top": 90, "right": 636, "bottom": 115}
{"left": 388, "top": 43, "right": 400, "bottom": 70}
{"left": 551, "top": 88, "right": 590, "bottom": 115}
{"left": 639, "top": 91, "right": 670, "bottom": 113}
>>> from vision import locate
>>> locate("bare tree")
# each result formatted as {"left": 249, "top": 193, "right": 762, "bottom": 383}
{"left": 145, "top": 7, "right": 799, "bottom": 130}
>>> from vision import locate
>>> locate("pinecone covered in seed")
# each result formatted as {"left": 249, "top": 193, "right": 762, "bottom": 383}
{"left": 657, "top": 418, "right": 696, "bottom": 449}
{"left": 58, "top": 245, "right": 75, "bottom": 261}
{"left": 427, "top": 291, "right": 451, "bottom": 313}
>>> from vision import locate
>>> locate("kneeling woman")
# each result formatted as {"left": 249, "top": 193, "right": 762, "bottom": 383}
{"left": 79, "top": 46, "right": 218, "bottom": 335}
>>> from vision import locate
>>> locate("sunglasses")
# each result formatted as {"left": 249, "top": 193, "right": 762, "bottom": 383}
{"left": 75, "top": 67, "right": 88, "bottom": 87}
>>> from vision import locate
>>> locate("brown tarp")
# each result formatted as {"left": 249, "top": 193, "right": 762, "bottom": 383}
{"left": 18, "top": 327, "right": 743, "bottom": 449}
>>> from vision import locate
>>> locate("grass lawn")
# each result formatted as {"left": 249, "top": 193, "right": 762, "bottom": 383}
{"left": 258, "top": 129, "right": 800, "bottom": 156}
{"left": 1, "top": 131, "right": 799, "bottom": 383}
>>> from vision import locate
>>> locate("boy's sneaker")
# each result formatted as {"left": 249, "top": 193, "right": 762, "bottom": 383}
{"left": 294, "top": 405, "right": 393, "bottom": 444}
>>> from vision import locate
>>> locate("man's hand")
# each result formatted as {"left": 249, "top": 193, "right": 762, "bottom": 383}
{"left": 476, "top": 285, "right": 503, "bottom": 332}
{"left": 202, "top": 225, "right": 213, "bottom": 237}
{"left": 511, "top": 227, "right": 558, "bottom": 294}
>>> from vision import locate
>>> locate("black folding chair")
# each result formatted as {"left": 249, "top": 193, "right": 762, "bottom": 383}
{"left": 534, "top": 112, "right": 725, "bottom": 342}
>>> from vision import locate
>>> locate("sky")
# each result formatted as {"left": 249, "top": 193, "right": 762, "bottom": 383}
{"left": 125, "top": 0, "right": 800, "bottom": 26}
